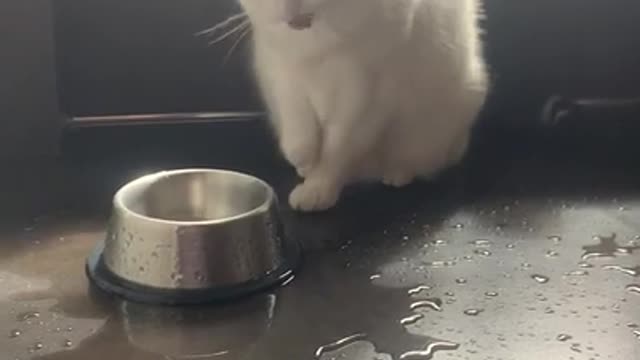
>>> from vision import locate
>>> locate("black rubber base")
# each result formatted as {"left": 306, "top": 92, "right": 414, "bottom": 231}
{"left": 86, "top": 239, "right": 301, "bottom": 306}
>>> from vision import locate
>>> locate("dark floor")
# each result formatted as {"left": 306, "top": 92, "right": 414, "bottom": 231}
{"left": 1, "top": 117, "right": 640, "bottom": 360}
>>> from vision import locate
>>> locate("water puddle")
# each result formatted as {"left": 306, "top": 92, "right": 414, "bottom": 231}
{"left": 582, "top": 233, "right": 640, "bottom": 260}
{"left": 602, "top": 265, "right": 640, "bottom": 277}
{"left": 398, "top": 340, "right": 459, "bottom": 360}
{"left": 315, "top": 333, "right": 368, "bottom": 358}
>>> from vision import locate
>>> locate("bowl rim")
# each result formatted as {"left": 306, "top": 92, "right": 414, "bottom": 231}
{"left": 113, "top": 168, "right": 276, "bottom": 226}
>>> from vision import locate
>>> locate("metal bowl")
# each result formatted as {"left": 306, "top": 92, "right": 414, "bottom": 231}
{"left": 86, "top": 169, "right": 300, "bottom": 305}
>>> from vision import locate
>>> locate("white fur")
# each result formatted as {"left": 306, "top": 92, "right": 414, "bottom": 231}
{"left": 237, "top": 0, "right": 489, "bottom": 211}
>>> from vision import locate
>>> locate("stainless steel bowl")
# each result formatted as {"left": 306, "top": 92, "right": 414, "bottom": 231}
{"left": 86, "top": 169, "right": 299, "bottom": 305}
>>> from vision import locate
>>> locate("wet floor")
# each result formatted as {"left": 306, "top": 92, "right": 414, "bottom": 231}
{"left": 2, "top": 187, "right": 640, "bottom": 360}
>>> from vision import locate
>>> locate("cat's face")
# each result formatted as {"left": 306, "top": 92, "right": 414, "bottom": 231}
{"left": 238, "top": 0, "right": 334, "bottom": 29}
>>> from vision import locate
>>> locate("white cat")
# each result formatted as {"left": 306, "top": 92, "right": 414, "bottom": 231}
{"left": 236, "top": 0, "right": 489, "bottom": 211}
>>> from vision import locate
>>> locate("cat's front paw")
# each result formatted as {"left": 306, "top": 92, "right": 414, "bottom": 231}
{"left": 382, "top": 168, "right": 414, "bottom": 188}
{"left": 289, "top": 178, "right": 340, "bottom": 212}
{"left": 281, "top": 137, "right": 319, "bottom": 178}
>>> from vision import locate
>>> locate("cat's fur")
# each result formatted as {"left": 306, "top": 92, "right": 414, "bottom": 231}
{"left": 236, "top": 0, "right": 488, "bottom": 211}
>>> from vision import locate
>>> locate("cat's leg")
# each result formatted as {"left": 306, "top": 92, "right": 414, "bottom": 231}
{"left": 379, "top": 118, "right": 417, "bottom": 188}
{"left": 289, "top": 115, "right": 384, "bottom": 211}
{"left": 289, "top": 65, "right": 386, "bottom": 211}
{"left": 276, "top": 96, "right": 321, "bottom": 178}
{"left": 382, "top": 167, "right": 415, "bottom": 188}
{"left": 268, "top": 78, "right": 321, "bottom": 178}
{"left": 447, "top": 129, "right": 470, "bottom": 164}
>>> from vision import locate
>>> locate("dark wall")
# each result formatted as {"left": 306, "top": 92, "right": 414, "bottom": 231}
{"left": 53, "top": 0, "right": 640, "bottom": 120}
{"left": 53, "top": 0, "right": 261, "bottom": 116}
{"left": 0, "top": 0, "right": 59, "bottom": 164}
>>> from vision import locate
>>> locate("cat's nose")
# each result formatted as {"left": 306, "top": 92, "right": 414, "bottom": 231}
{"left": 287, "top": 13, "right": 314, "bottom": 30}
{"left": 277, "top": 0, "right": 313, "bottom": 29}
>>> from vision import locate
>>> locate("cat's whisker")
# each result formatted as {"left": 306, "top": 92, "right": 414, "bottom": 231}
{"left": 195, "top": 13, "right": 248, "bottom": 37}
{"left": 207, "top": 20, "right": 251, "bottom": 46}
{"left": 223, "top": 23, "right": 253, "bottom": 64}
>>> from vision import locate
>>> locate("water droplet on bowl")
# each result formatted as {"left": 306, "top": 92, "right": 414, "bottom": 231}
{"left": 16, "top": 311, "right": 40, "bottom": 322}
{"left": 9, "top": 329, "right": 21, "bottom": 338}
{"left": 557, "top": 334, "right": 572, "bottom": 342}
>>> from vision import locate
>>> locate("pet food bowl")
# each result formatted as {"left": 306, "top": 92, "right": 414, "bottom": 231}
{"left": 86, "top": 168, "right": 300, "bottom": 305}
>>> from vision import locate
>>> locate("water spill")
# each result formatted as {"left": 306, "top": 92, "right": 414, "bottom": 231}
{"left": 626, "top": 284, "right": 640, "bottom": 295}
{"left": 547, "top": 235, "right": 562, "bottom": 243}
{"left": 469, "top": 239, "right": 491, "bottom": 247}
{"left": 9, "top": 329, "right": 22, "bottom": 338}
{"left": 581, "top": 233, "right": 640, "bottom": 260}
{"left": 602, "top": 265, "right": 640, "bottom": 277}
{"left": 473, "top": 249, "right": 492, "bottom": 257}
{"left": 399, "top": 340, "right": 460, "bottom": 360}
{"left": 484, "top": 291, "right": 498, "bottom": 297}
{"left": 424, "top": 260, "right": 457, "bottom": 268}
{"left": 463, "top": 308, "right": 483, "bottom": 316}
{"left": 408, "top": 285, "right": 431, "bottom": 296}
{"left": 281, "top": 274, "right": 296, "bottom": 287}
{"left": 370, "top": 274, "right": 382, "bottom": 280}
{"left": 17, "top": 311, "right": 41, "bottom": 321}
{"left": 545, "top": 250, "right": 559, "bottom": 258}
{"left": 432, "top": 239, "right": 448, "bottom": 246}
{"left": 556, "top": 333, "right": 572, "bottom": 342}
{"left": 400, "top": 314, "right": 424, "bottom": 326}
{"left": 570, "top": 343, "right": 582, "bottom": 353}
{"left": 531, "top": 274, "right": 550, "bottom": 284}
{"left": 410, "top": 299, "right": 443, "bottom": 312}
{"left": 170, "top": 272, "right": 184, "bottom": 282}
{"left": 578, "top": 261, "right": 594, "bottom": 268}
{"left": 565, "top": 270, "right": 589, "bottom": 277}
{"left": 314, "top": 333, "right": 368, "bottom": 358}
